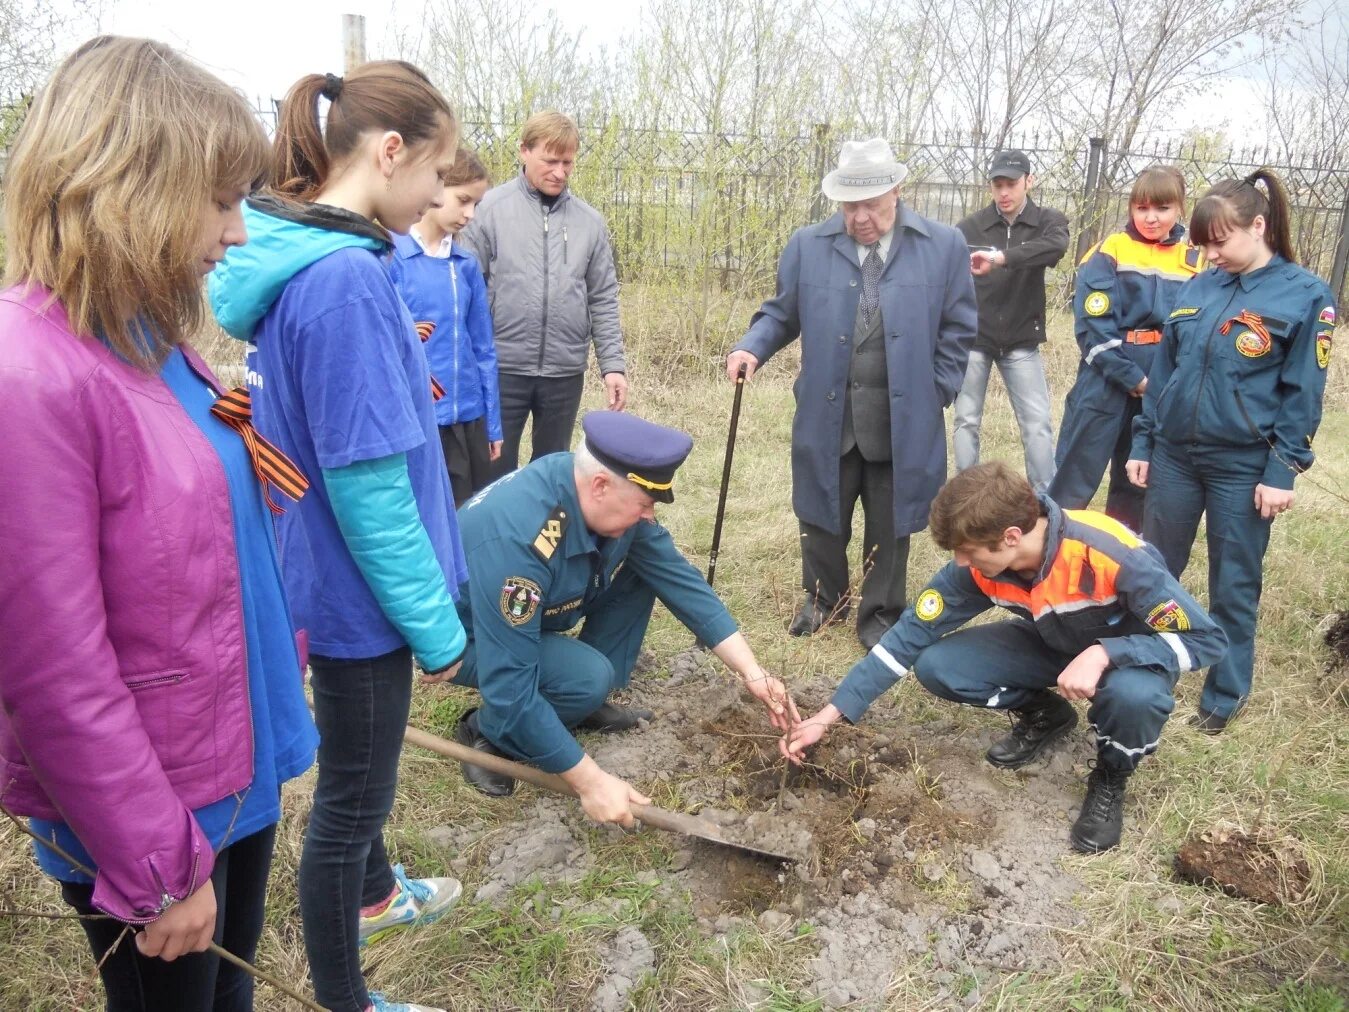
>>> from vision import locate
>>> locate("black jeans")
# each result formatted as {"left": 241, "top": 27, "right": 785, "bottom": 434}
{"left": 493, "top": 371, "right": 586, "bottom": 477}
{"left": 439, "top": 417, "right": 493, "bottom": 506}
{"left": 299, "top": 648, "right": 413, "bottom": 1012}
{"left": 60, "top": 824, "right": 276, "bottom": 1012}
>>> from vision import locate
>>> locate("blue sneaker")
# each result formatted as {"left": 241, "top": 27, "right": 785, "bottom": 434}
{"left": 368, "top": 992, "right": 446, "bottom": 1012}
{"left": 358, "top": 864, "right": 462, "bottom": 948}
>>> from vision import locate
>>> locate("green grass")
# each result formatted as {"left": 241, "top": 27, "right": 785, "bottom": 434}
{"left": 2, "top": 287, "right": 1346, "bottom": 1009}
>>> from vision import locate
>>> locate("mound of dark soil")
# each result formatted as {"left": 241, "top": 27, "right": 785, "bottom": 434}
{"left": 1174, "top": 825, "right": 1311, "bottom": 906}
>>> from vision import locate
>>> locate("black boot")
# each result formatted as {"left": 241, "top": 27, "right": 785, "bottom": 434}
{"left": 1070, "top": 762, "right": 1131, "bottom": 853}
{"left": 578, "top": 702, "right": 654, "bottom": 734}
{"left": 788, "top": 597, "right": 848, "bottom": 637}
{"left": 1187, "top": 707, "right": 1231, "bottom": 735}
{"left": 453, "top": 708, "right": 516, "bottom": 797}
{"left": 985, "top": 691, "right": 1078, "bottom": 769}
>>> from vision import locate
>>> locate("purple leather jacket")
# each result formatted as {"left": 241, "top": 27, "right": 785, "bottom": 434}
{"left": 0, "top": 285, "right": 258, "bottom": 922}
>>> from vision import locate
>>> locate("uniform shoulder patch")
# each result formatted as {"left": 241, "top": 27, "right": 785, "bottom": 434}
{"left": 1146, "top": 599, "right": 1191, "bottom": 632}
{"left": 1317, "top": 330, "right": 1332, "bottom": 369}
{"left": 914, "top": 589, "right": 945, "bottom": 621}
{"left": 500, "top": 577, "right": 542, "bottom": 625}
{"left": 1169, "top": 306, "right": 1199, "bottom": 320}
{"left": 1084, "top": 291, "right": 1111, "bottom": 317}
{"left": 532, "top": 504, "right": 570, "bottom": 561}
{"left": 1318, "top": 305, "right": 1336, "bottom": 327}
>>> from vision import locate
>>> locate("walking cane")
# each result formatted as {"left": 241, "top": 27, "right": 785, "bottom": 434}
{"left": 706, "top": 361, "right": 748, "bottom": 587}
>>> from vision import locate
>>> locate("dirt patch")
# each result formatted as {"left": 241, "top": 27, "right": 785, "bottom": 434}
{"left": 1323, "top": 611, "right": 1349, "bottom": 705}
{"left": 1174, "top": 824, "right": 1312, "bottom": 906}
{"left": 442, "top": 651, "right": 1095, "bottom": 1008}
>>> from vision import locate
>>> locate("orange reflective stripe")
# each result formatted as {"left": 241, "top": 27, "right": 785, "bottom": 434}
{"left": 210, "top": 386, "right": 310, "bottom": 514}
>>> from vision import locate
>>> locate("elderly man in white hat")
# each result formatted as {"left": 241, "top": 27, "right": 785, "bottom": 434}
{"left": 726, "top": 138, "right": 976, "bottom": 649}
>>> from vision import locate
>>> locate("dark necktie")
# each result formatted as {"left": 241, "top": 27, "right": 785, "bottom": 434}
{"left": 860, "top": 242, "right": 882, "bottom": 326}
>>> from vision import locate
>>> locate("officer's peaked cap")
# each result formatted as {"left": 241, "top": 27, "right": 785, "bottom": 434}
{"left": 582, "top": 411, "right": 693, "bottom": 503}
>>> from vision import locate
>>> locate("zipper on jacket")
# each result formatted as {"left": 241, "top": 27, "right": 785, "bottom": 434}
{"left": 563, "top": 223, "right": 569, "bottom": 265}
{"left": 450, "top": 259, "right": 461, "bottom": 422}
{"left": 538, "top": 206, "right": 551, "bottom": 372}
{"left": 1233, "top": 388, "right": 1270, "bottom": 445}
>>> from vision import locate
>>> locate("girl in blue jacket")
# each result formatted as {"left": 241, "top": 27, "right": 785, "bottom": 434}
{"left": 1127, "top": 169, "right": 1335, "bottom": 734}
{"left": 1049, "top": 165, "right": 1202, "bottom": 531}
{"left": 389, "top": 148, "right": 502, "bottom": 505}
{"left": 209, "top": 63, "right": 467, "bottom": 1012}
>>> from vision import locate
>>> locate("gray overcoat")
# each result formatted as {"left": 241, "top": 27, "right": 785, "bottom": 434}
{"left": 734, "top": 207, "right": 977, "bottom": 536}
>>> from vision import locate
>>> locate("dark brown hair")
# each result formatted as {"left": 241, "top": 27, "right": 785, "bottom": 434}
{"left": 1130, "top": 164, "right": 1185, "bottom": 209}
{"left": 1189, "top": 168, "right": 1296, "bottom": 263}
{"left": 272, "top": 61, "right": 456, "bottom": 201}
{"left": 446, "top": 146, "right": 489, "bottom": 187}
{"left": 929, "top": 462, "right": 1040, "bottom": 551}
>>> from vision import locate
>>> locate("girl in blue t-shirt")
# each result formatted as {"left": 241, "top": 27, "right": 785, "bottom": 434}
{"left": 1, "top": 36, "right": 317, "bottom": 1011}
{"left": 208, "top": 63, "right": 468, "bottom": 1012}
{"left": 389, "top": 148, "right": 503, "bottom": 505}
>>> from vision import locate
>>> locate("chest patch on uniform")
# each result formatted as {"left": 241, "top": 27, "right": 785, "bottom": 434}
{"left": 1318, "top": 305, "right": 1336, "bottom": 327}
{"left": 500, "top": 577, "right": 542, "bottom": 625}
{"left": 532, "top": 505, "right": 570, "bottom": 561}
{"left": 1146, "top": 599, "right": 1191, "bottom": 631}
{"left": 1317, "top": 330, "right": 1333, "bottom": 369}
{"left": 914, "top": 589, "right": 944, "bottom": 621}
{"left": 1169, "top": 306, "right": 1199, "bottom": 319}
{"left": 1234, "top": 329, "right": 1271, "bottom": 358}
{"left": 1084, "top": 291, "right": 1110, "bottom": 317}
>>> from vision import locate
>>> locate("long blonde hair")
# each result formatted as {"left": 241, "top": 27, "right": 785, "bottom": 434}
{"left": 4, "top": 36, "right": 270, "bottom": 366}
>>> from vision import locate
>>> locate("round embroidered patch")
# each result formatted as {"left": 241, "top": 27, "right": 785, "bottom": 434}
{"left": 915, "top": 589, "right": 944, "bottom": 622}
{"left": 1084, "top": 291, "right": 1110, "bottom": 317}
{"left": 500, "top": 577, "right": 542, "bottom": 626}
{"left": 1234, "top": 329, "right": 1271, "bottom": 358}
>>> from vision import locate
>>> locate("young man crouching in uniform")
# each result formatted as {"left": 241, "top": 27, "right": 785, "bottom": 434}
{"left": 781, "top": 462, "right": 1227, "bottom": 852}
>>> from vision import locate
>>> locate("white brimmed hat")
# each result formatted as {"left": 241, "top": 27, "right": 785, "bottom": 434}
{"left": 821, "top": 138, "right": 908, "bottom": 202}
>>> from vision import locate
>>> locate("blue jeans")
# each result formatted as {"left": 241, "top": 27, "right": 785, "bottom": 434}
{"left": 1142, "top": 440, "right": 1271, "bottom": 718}
{"left": 61, "top": 825, "right": 277, "bottom": 1012}
{"left": 953, "top": 348, "right": 1056, "bottom": 491}
{"left": 300, "top": 648, "right": 412, "bottom": 1012}
{"left": 911, "top": 621, "right": 1177, "bottom": 770}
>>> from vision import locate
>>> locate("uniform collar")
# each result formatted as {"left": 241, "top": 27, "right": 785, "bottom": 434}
{"left": 1033, "top": 494, "right": 1065, "bottom": 584}
{"left": 1215, "top": 253, "right": 1287, "bottom": 291}
{"left": 1124, "top": 219, "right": 1187, "bottom": 247}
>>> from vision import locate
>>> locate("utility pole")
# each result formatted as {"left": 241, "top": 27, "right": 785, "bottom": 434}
{"left": 342, "top": 14, "right": 367, "bottom": 74}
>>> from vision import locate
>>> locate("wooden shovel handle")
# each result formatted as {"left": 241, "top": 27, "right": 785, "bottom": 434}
{"left": 403, "top": 724, "right": 575, "bottom": 797}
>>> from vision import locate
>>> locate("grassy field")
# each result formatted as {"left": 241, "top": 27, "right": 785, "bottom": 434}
{"left": 1, "top": 285, "right": 1346, "bottom": 1010}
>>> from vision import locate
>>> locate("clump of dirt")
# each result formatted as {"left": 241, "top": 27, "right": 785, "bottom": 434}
{"left": 1174, "top": 824, "right": 1311, "bottom": 905}
{"left": 1322, "top": 611, "right": 1349, "bottom": 705}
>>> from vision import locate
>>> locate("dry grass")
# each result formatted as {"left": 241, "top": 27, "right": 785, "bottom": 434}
{"left": 2, "top": 285, "right": 1346, "bottom": 1010}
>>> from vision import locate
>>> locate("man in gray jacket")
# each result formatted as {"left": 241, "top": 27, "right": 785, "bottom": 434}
{"left": 460, "top": 111, "right": 628, "bottom": 476}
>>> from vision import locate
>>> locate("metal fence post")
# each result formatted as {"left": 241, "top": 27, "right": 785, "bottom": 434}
{"left": 1331, "top": 183, "right": 1349, "bottom": 304}
{"left": 1075, "top": 136, "right": 1106, "bottom": 263}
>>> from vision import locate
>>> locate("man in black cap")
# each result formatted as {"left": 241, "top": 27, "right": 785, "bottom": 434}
{"left": 448, "top": 411, "right": 799, "bottom": 827}
{"left": 954, "top": 149, "right": 1070, "bottom": 492}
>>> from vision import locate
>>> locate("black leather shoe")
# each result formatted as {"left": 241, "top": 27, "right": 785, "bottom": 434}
{"left": 578, "top": 702, "right": 654, "bottom": 734}
{"left": 985, "top": 691, "right": 1078, "bottom": 769}
{"left": 788, "top": 599, "right": 848, "bottom": 637}
{"left": 1070, "top": 762, "right": 1131, "bottom": 853}
{"left": 1187, "top": 708, "right": 1230, "bottom": 735}
{"left": 453, "top": 709, "right": 515, "bottom": 797}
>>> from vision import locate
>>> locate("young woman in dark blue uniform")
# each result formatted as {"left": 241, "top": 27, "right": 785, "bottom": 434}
{"left": 1127, "top": 169, "right": 1335, "bottom": 734}
{"left": 1049, "top": 166, "right": 1202, "bottom": 530}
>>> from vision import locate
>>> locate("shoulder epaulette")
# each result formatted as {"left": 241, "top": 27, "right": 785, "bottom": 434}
{"left": 532, "top": 504, "right": 570, "bottom": 562}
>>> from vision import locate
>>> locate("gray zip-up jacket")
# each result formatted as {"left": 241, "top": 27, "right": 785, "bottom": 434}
{"left": 458, "top": 173, "right": 625, "bottom": 378}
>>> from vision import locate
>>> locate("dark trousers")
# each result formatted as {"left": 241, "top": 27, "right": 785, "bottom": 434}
{"left": 439, "top": 417, "right": 493, "bottom": 506}
{"left": 493, "top": 372, "right": 586, "bottom": 477}
{"left": 1049, "top": 374, "right": 1145, "bottom": 531}
{"left": 799, "top": 447, "right": 910, "bottom": 643}
{"left": 911, "top": 621, "right": 1177, "bottom": 770}
{"left": 454, "top": 565, "right": 657, "bottom": 748}
{"left": 299, "top": 648, "right": 412, "bottom": 1012}
{"left": 1142, "top": 439, "right": 1271, "bottom": 718}
{"left": 60, "top": 825, "right": 277, "bottom": 1012}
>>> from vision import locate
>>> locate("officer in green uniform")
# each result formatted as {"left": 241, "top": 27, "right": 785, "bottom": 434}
{"left": 451, "top": 411, "right": 798, "bottom": 827}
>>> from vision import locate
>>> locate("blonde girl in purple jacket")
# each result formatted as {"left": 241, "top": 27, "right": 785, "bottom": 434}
{"left": 0, "top": 37, "right": 316, "bottom": 1010}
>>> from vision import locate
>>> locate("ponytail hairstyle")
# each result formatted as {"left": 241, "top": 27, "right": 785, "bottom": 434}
{"left": 445, "top": 146, "right": 490, "bottom": 188}
{"left": 272, "top": 61, "right": 457, "bottom": 201}
{"left": 4, "top": 36, "right": 269, "bottom": 367}
{"left": 1189, "top": 168, "right": 1296, "bottom": 264}
{"left": 1129, "top": 164, "right": 1185, "bottom": 209}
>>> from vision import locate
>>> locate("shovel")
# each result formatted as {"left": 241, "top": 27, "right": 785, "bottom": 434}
{"left": 403, "top": 723, "right": 799, "bottom": 863}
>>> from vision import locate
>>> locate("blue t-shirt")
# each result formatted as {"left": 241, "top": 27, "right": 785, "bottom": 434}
{"left": 246, "top": 246, "right": 469, "bottom": 658}
{"left": 32, "top": 348, "right": 318, "bottom": 881}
